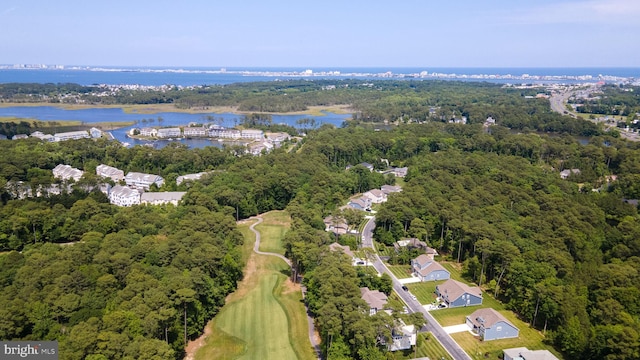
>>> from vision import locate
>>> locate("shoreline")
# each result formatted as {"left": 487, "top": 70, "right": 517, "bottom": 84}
{"left": 0, "top": 102, "right": 353, "bottom": 116}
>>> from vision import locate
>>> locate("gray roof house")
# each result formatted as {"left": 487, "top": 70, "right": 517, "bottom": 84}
{"left": 157, "top": 127, "right": 181, "bottom": 138}
{"left": 53, "top": 164, "right": 84, "bottom": 182}
{"left": 54, "top": 130, "right": 90, "bottom": 142}
{"left": 324, "top": 216, "right": 349, "bottom": 235}
{"left": 348, "top": 196, "right": 371, "bottom": 211}
{"left": 360, "top": 287, "right": 388, "bottom": 315}
{"left": 411, "top": 255, "right": 450, "bottom": 282}
{"left": 435, "top": 279, "right": 483, "bottom": 308}
{"left": 125, "top": 172, "right": 164, "bottom": 190}
{"left": 328, "top": 242, "right": 355, "bottom": 259}
{"left": 109, "top": 185, "right": 141, "bottom": 207}
{"left": 96, "top": 164, "right": 125, "bottom": 182}
{"left": 176, "top": 171, "right": 212, "bottom": 185}
{"left": 466, "top": 308, "right": 519, "bottom": 341}
{"left": 140, "top": 192, "right": 186, "bottom": 206}
{"left": 560, "top": 168, "right": 580, "bottom": 179}
{"left": 503, "top": 347, "right": 559, "bottom": 360}
{"left": 381, "top": 185, "right": 402, "bottom": 194}
{"left": 363, "top": 189, "right": 387, "bottom": 204}
{"left": 386, "top": 321, "right": 416, "bottom": 352}
{"left": 394, "top": 238, "right": 431, "bottom": 252}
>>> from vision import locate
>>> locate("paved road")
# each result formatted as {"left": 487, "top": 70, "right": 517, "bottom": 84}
{"left": 362, "top": 217, "right": 471, "bottom": 360}
{"left": 248, "top": 216, "right": 322, "bottom": 359}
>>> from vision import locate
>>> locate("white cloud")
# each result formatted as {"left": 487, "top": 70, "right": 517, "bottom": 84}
{"left": 502, "top": 0, "right": 640, "bottom": 25}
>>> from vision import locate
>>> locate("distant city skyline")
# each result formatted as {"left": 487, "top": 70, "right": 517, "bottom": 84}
{"left": 1, "top": 0, "right": 639, "bottom": 68}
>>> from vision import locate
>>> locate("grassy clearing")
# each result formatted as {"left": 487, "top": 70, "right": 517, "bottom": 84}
{"left": 195, "top": 213, "right": 314, "bottom": 360}
{"left": 255, "top": 210, "right": 290, "bottom": 255}
{"left": 0, "top": 117, "right": 81, "bottom": 126}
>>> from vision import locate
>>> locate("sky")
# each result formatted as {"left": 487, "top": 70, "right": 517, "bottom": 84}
{"left": 1, "top": 0, "right": 639, "bottom": 68}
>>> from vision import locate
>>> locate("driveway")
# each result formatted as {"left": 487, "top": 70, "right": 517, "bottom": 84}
{"left": 443, "top": 324, "right": 471, "bottom": 334}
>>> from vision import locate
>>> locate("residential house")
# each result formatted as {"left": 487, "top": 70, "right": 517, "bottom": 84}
{"left": 176, "top": 171, "right": 211, "bottom": 185}
{"left": 265, "top": 132, "right": 290, "bottom": 147}
{"left": 12, "top": 134, "right": 29, "bottom": 140}
{"left": 140, "top": 192, "right": 186, "bottom": 206}
{"left": 157, "top": 127, "right": 181, "bottom": 138}
{"left": 208, "top": 125, "right": 227, "bottom": 138}
{"left": 411, "top": 254, "right": 450, "bottom": 282}
{"left": 394, "top": 238, "right": 435, "bottom": 255}
{"left": 183, "top": 126, "right": 207, "bottom": 137}
{"left": 435, "top": 279, "right": 483, "bottom": 308}
{"left": 381, "top": 185, "right": 402, "bottom": 194}
{"left": 0, "top": 134, "right": 7, "bottom": 140}
{"left": 560, "top": 168, "right": 580, "bottom": 179}
{"left": 125, "top": 172, "right": 164, "bottom": 190}
{"left": 347, "top": 162, "right": 374, "bottom": 172}
{"left": 248, "top": 141, "right": 274, "bottom": 155}
{"left": 328, "top": 242, "right": 364, "bottom": 265}
{"left": 31, "top": 131, "right": 54, "bottom": 141}
{"left": 5, "top": 181, "right": 33, "bottom": 199}
{"left": 52, "top": 164, "right": 84, "bottom": 182}
{"left": 390, "top": 167, "right": 408, "bottom": 178}
{"left": 466, "top": 308, "right": 519, "bottom": 341}
{"left": 503, "top": 347, "right": 559, "bottom": 360}
{"left": 241, "top": 129, "right": 264, "bottom": 140}
{"left": 140, "top": 128, "right": 158, "bottom": 137}
{"left": 348, "top": 196, "right": 371, "bottom": 211}
{"left": 360, "top": 287, "right": 388, "bottom": 315}
{"left": 109, "top": 185, "right": 141, "bottom": 207}
{"left": 363, "top": 189, "right": 387, "bottom": 204}
{"left": 324, "top": 216, "right": 349, "bottom": 235}
{"left": 386, "top": 321, "right": 416, "bottom": 351}
{"left": 217, "top": 129, "right": 241, "bottom": 139}
{"left": 484, "top": 116, "right": 497, "bottom": 126}
{"left": 54, "top": 131, "right": 90, "bottom": 141}
{"left": 96, "top": 164, "right": 125, "bottom": 182}
{"left": 89, "top": 127, "right": 103, "bottom": 138}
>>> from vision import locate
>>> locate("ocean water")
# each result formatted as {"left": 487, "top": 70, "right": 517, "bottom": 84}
{"left": 0, "top": 67, "right": 638, "bottom": 86}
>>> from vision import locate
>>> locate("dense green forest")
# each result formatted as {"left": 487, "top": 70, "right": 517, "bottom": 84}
{"left": 2, "top": 80, "right": 640, "bottom": 359}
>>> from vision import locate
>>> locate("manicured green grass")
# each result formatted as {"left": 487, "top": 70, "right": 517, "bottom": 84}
{"left": 255, "top": 210, "right": 290, "bottom": 255}
{"left": 387, "top": 264, "right": 412, "bottom": 279}
{"left": 406, "top": 281, "right": 441, "bottom": 305}
{"left": 214, "top": 265, "right": 298, "bottom": 360}
{"left": 415, "top": 332, "right": 453, "bottom": 360}
{"left": 196, "top": 213, "right": 314, "bottom": 360}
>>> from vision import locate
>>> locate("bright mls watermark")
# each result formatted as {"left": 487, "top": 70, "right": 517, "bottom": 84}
{"left": 1, "top": 341, "right": 58, "bottom": 359}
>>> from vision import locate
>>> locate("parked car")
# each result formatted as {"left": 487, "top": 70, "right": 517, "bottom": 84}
{"left": 402, "top": 285, "right": 409, "bottom": 291}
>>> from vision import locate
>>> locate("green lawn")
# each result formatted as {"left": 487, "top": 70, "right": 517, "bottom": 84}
{"left": 415, "top": 332, "right": 453, "bottom": 360}
{"left": 255, "top": 210, "right": 290, "bottom": 255}
{"left": 406, "top": 281, "right": 441, "bottom": 305}
{"left": 419, "top": 266, "right": 563, "bottom": 360}
{"left": 195, "top": 212, "right": 315, "bottom": 360}
{"left": 387, "top": 264, "right": 413, "bottom": 279}
{"left": 214, "top": 267, "right": 298, "bottom": 360}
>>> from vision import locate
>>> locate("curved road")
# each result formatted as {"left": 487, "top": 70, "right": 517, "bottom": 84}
{"left": 362, "top": 216, "right": 472, "bottom": 360}
{"left": 248, "top": 216, "right": 322, "bottom": 359}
